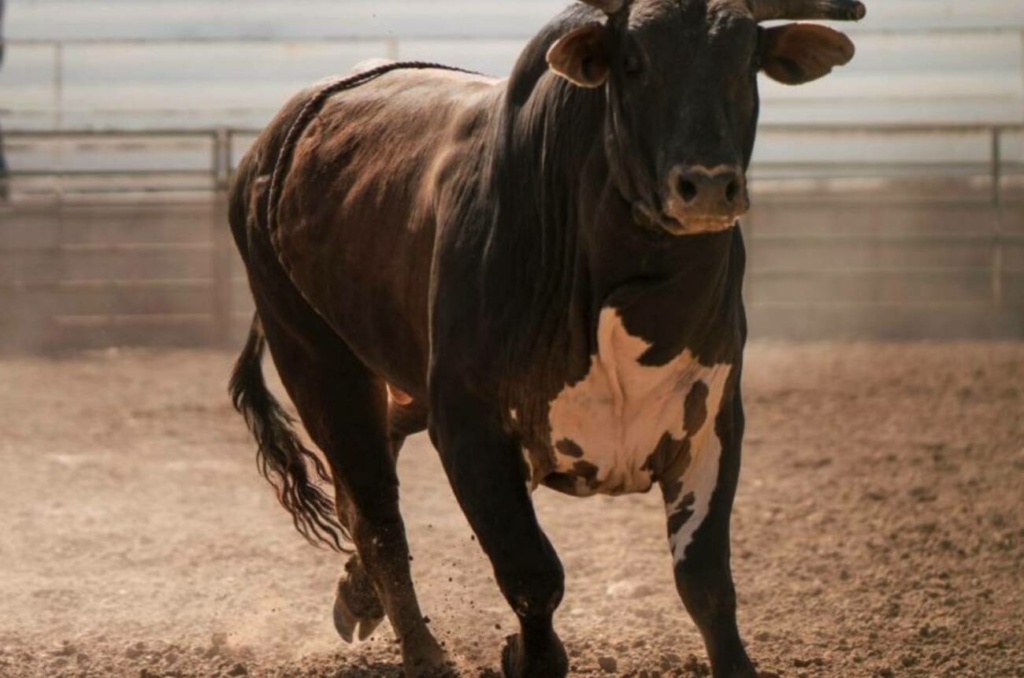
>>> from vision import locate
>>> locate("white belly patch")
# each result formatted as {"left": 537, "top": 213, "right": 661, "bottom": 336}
{"left": 540, "top": 308, "right": 732, "bottom": 508}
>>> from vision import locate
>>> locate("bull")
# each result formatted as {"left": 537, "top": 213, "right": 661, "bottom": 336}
{"left": 228, "top": 1, "right": 865, "bottom": 676}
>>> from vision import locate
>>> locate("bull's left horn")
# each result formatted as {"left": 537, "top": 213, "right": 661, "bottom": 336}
{"left": 750, "top": 0, "right": 866, "bottom": 22}
{"left": 581, "top": 0, "right": 626, "bottom": 15}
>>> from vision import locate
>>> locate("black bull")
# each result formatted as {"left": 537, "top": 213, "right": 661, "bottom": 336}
{"left": 227, "top": 1, "right": 864, "bottom": 676}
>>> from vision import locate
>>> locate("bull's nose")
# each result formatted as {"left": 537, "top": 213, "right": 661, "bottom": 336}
{"left": 666, "top": 165, "right": 748, "bottom": 222}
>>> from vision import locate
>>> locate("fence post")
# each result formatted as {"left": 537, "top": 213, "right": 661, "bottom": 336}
{"left": 53, "top": 42, "right": 66, "bottom": 202}
{"left": 53, "top": 41, "right": 64, "bottom": 130}
{"left": 990, "top": 127, "right": 1004, "bottom": 311}
{"left": 211, "top": 128, "right": 235, "bottom": 347}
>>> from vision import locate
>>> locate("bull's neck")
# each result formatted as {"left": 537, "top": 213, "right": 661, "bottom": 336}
{"left": 479, "top": 72, "right": 606, "bottom": 364}
{"left": 580, "top": 217, "right": 747, "bottom": 368}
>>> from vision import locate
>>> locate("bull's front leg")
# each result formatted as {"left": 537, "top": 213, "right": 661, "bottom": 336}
{"left": 659, "top": 391, "right": 758, "bottom": 678}
{"left": 429, "top": 382, "right": 568, "bottom": 678}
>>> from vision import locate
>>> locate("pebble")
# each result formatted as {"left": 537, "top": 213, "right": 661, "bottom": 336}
{"left": 598, "top": 655, "right": 618, "bottom": 673}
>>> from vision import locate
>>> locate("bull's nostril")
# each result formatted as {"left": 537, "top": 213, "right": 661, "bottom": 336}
{"left": 725, "top": 179, "right": 740, "bottom": 205}
{"left": 679, "top": 179, "right": 698, "bottom": 204}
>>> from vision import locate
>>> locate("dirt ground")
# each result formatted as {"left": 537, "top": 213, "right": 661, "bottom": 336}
{"left": 1, "top": 343, "right": 1022, "bottom": 678}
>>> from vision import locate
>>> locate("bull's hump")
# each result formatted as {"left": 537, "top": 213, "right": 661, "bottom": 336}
{"left": 540, "top": 307, "right": 732, "bottom": 496}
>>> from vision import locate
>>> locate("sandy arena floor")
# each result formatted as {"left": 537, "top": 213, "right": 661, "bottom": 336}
{"left": 0, "top": 343, "right": 1022, "bottom": 677}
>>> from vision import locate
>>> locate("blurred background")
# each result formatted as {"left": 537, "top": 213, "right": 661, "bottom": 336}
{"left": 0, "top": 0, "right": 1022, "bottom": 351}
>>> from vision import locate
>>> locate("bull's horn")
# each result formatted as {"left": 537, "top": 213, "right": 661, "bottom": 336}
{"left": 750, "top": 0, "right": 866, "bottom": 22}
{"left": 581, "top": 0, "right": 626, "bottom": 14}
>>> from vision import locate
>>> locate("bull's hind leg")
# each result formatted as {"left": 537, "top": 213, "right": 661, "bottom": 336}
{"left": 256, "top": 312, "right": 446, "bottom": 677}
{"left": 334, "top": 393, "right": 427, "bottom": 644}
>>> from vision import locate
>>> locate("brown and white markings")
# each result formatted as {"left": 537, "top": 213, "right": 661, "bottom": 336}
{"left": 539, "top": 306, "right": 732, "bottom": 567}
{"left": 228, "top": 1, "right": 866, "bottom": 677}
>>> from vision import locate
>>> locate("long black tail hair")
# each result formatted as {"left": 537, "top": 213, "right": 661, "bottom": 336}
{"left": 229, "top": 314, "right": 349, "bottom": 552}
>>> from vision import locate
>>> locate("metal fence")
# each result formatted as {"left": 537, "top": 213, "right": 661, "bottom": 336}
{"left": 4, "top": 123, "right": 1021, "bottom": 188}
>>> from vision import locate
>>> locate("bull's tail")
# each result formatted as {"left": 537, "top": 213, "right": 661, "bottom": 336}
{"left": 229, "top": 314, "right": 349, "bottom": 552}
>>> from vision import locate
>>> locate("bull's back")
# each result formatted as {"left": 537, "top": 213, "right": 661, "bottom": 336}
{"left": 237, "top": 68, "right": 500, "bottom": 397}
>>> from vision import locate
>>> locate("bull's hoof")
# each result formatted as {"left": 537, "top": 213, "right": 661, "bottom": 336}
{"left": 332, "top": 592, "right": 384, "bottom": 643}
{"left": 501, "top": 632, "right": 568, "bottom": 678}
{"left": 500, "top": 635, "right": 522, "bottom": 678}
{"left": 332, "top": 557, "right": 385, "bottom": 643}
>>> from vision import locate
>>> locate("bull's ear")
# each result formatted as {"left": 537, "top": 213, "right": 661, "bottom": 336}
{"left": 760, "top": 23, "right": 855, "bottom": 85}
{"left": 546, "top": 23, "right": 612, "bottom": 88}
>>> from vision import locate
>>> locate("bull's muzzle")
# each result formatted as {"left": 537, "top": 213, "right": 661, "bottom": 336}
{"left": 661, "top": 164, "right": 748, "bottom": 235}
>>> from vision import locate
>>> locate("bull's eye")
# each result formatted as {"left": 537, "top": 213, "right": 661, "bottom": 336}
{"left": 623, "top": 52, "right": 643, "bottom": 76}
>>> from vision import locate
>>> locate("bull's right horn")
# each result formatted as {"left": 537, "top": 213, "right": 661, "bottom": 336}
{"left": 750, "top": 0, "right": 866, "bottom": 22}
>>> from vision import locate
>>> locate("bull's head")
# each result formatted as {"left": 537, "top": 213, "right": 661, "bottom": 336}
{"left": 546, "top": 0, "right": 864, "bottom": 235}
